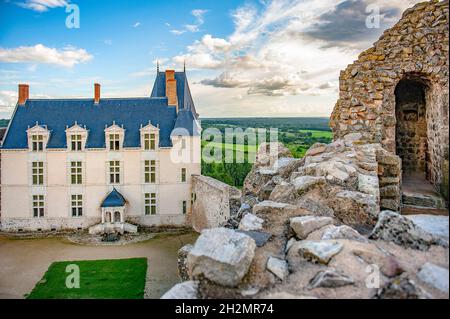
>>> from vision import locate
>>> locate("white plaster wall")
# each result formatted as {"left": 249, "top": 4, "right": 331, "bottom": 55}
{"left": 0, "top": 136, "right": 201, "bottom": 231}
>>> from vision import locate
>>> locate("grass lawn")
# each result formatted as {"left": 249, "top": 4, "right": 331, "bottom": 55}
{"left": 26, "top": 258, "right": 147, "bottom": 299}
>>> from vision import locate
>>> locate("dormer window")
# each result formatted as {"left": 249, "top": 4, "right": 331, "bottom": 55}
{"left": 71, "top": 135, "right": 82, "bottom": 151}
{"left": 109, "top": 134, "right": 120, "bottom": 151}
{"left": 27, "top": 123, "right": 50, "bottom": 152}
{"left": 140, "top": 122, "right": 159, "bottom": 151}
{"left": 105, "top": 123, "right": 125, "bottom": 151}
{"left": 65, "top": 123, "right": 88, "bottom": 152}
{"left": 143, "top": 133, "right": 156, "bottom": 150}
{"left": 32, "top": 135, "right": 44, "bottom": 151}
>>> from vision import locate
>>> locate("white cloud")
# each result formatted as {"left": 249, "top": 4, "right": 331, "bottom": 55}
{"left": 0, "top": 90, "right": 17, "bottom": 110}
{"left": 174, "top": 0, "right": 423, "bottom": 99}
{"left": 0, "top": 44, "right": 93, "bottom": 68}
{"left": 18, "top": 0, "right": 68, "bottom": 12}
{"left": 133, "top": 22, "right": 141, "bottom": 28}
{"left": 169, "top": 9, "right": 208, "bottom": 35}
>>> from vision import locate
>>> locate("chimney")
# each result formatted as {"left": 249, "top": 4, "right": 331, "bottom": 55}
{"left": 165, "top": 70, "right": 178, "bottom": 112}
{"left": 94, "top": 83, "right": 101, "bottom": 104}
{"left": 18, "top": 84, "right": 29, "bottom": 105}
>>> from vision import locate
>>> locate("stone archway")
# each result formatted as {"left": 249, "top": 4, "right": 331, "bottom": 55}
{"left": 395, "top": 75, "right": 430, "bottom": 180}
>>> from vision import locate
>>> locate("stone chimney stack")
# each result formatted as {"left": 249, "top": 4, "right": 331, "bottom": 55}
{"left": 18, "top": 84, "right": 29, "bottom": 106}
{"left": 165, "top": 70, "right": 178, "bottom": 112}
{"left": 94, "top": 83, "right": 101, "bottom": 104}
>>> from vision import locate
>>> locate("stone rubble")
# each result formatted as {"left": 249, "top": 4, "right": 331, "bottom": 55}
{"left": 290, "top": 216, "right": 334, "bottom": 239}
{"left": 178, "top": 244, "right": 193, "bottom": 281}
{"left": 321, "top": 225, "right": 368, "bottom": 243}
{"left": 161, "top": 281, "right": 199, "bottom": 299}
{"left": 187, "top": 228, "right": 256, "bottom": 287}
{"left": 417, "top": 262, "right": 449, "bottom": 293}
{"left": 308, "top": 269, "right": 354, "bottom": 289}
{"left": 238, "top": 213, "right": 264, "bottom": 231}
{"left": 266, "top": 257, "right": 289, "bottom": 280}
{"left": 295, "top": 240, "right": 344, "bottom": 265}
{"left": 369, "top": 211, "right": 446, "bottom": 250}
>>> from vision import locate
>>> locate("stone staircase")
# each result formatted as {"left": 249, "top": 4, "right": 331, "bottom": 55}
{"left": 400, "top": 174, "right": 448, "bottom": 216}
{"left": 401, "top": 185, "right": 448, "bottom": 216}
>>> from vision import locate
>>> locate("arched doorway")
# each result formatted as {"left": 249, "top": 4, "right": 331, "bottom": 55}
{"left": 395, "top": 76, "right": 430, "bottom": 180}
{"left": 114, "top": 211, "right": 121, "bottom": 223}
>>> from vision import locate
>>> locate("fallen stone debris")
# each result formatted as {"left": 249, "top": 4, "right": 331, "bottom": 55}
{"left": 173, "top": 137, "right": 448, "bottom": 299}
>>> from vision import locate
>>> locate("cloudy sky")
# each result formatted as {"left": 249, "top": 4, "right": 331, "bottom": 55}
{"left": 0, "top": 0, "right": 421, "bottom": 119}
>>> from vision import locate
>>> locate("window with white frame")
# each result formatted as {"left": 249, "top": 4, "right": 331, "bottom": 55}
{"left": 65, "top": 124, "right": 88, "bottom": 152}
{"left": 144, "top": 193, "right": 157, "bottom": 215}
{"left": 71, "top": 194, "right": 83, "bottom": 217}
{"left": 70, "top": 161, "right": 83, "bottom": 185}
{"left": 109, "top": 161, "right": 120, "bottom": 184}
{"left": 32, "top": 195, "right": 45, "bottom": 218}
{"left": 109, "top": 134, "right": 121, "bottom": 151}
{"left": 31, "top": 135, "right": 44, "bottom": 152}
{"left": 71, "top": 134, "right": 83, "bottom": 151}
{"left": 32, "top": 162, "right": 44, "bottom": 185}
{"left": 181, "top": 168, "right": 187, "bottom": 182}
{"left": 144, "top": 160, "right": 156, "bottom": 184}
{"left": 27, "top": 125, "right": 49, "bottom": 152}
{"left": 143, "top": 133, "right": 157, "bottom": 151}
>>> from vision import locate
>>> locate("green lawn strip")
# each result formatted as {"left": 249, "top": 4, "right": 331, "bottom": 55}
{"left": 298, "top": 129, "right": 333, "bottom": 139}
{"left": 26, "top": 258, "right": 147, "bottom": 299}
{"left": 202, "top": 141, "right": 258, "bottom": 153}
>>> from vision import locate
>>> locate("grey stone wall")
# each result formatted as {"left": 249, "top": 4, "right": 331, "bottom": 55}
{"left": 1, "top": 217, "right": 101, "bottom": 232}
{"left": 190, "top": 175, "right": 241, "bottom": 232}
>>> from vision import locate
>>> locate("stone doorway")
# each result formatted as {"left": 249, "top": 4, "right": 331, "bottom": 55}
{"left": 395, "top": 76, "right": 430, "bottom": 180}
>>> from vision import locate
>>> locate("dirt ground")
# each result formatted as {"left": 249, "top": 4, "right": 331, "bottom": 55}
{"left": 0, "top": 232, "right": 197, "bottom": 299}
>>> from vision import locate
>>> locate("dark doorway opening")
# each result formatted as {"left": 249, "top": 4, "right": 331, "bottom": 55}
{"left": 395, "top": 77, "right": 429, "bottom": 180}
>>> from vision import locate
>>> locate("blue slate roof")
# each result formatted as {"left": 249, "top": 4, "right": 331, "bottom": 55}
{"left": 1, "top": 71, "right": 199, "bottom": 150}
{"left": 101, "top": 188, "right": 126, "bottom": 208}
{"left": 172, "top": 109, "right": 201, "bottom": 136}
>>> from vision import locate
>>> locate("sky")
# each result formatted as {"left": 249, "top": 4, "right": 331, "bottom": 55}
{"left": 0, "top": 0, "right": 422, "bottom": 119}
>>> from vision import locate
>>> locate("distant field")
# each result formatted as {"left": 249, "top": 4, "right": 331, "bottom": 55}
{"left": 202, "top": 141, "right": 258, "bottom": 153}
{"left": 299, "top": 129, "right": 333, "bottom": 139}
{"left": 26, "top": 258, "right": 147, "bottom": 299}
{"left": 201, "top": 117, "right": 331, "bottom": 131}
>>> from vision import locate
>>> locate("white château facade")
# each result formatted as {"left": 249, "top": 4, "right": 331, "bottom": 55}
{"left": 0, "top": 69, "right": 201, "bottom": 232}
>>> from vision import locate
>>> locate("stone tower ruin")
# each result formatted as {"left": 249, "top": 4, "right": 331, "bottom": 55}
{"left": 331, "top": 0, "right": 449, "bottom": 202}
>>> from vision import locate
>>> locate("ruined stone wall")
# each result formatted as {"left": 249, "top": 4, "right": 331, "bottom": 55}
{"left": 331, "top": 0, "right": 449, "bottom": 191}
{"left": 189, "top": 175, "right": 241, "bottom": 232}
{"left": 376, "top": 148, "right": 403, "bottom": 211}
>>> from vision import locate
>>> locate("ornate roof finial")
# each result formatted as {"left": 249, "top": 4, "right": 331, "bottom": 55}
{"left": 157, "top": 60, "right": 160, "bottom": 73}
{"left": 183, "top": 59, "right": 186, "bottom": 73}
